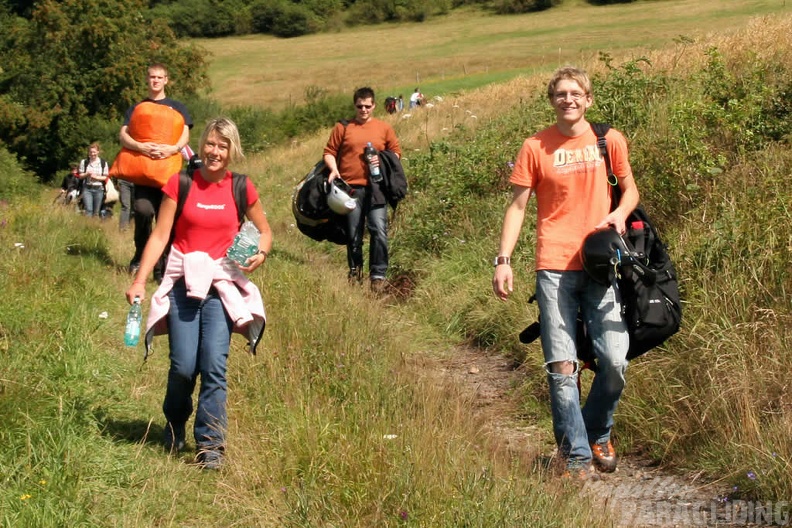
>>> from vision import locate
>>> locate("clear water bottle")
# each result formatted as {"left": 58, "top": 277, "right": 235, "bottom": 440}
{"left": 227, "top": 221, "right": 260, "bottom": 265}
{"left": 124, "top": 296, "right": 142, "bottom": 347}
{"left": 364, "top": 142, "right": 382, "bottom": 183}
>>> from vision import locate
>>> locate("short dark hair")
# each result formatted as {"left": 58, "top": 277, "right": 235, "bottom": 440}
{"left": 353, "top": 87, "right": 375, "bottom": 103}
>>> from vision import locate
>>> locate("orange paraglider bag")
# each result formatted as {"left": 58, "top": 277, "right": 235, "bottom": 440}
{"left": 109, "top": 101, "right": 186, "bottom": 188}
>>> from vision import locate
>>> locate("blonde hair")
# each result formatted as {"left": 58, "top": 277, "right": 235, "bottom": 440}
{"left": 199, "top": 117, "right": 245, "bottom": 163}
{"left": 546, "top": 65, "right": 592, "bottom": 100}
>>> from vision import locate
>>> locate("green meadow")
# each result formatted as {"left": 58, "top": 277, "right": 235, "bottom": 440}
{"left": 2, "top": 1, "right": 792, "bottom": 526}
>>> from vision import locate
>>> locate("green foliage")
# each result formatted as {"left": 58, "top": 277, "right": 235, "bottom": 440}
{"left": 0, "top": 0, "right": 208, "bottom": 180}
{"left": 151, "top": 0, "right": 251, "bottom": 37}
{"left": 251, "top": 0, "right": 322, "bottom": 37}
{"left": 0, "top": 147, "right": 39, "bottom": 201}
{"left": 492, "top": 0, "right": 559, "bottom": 15}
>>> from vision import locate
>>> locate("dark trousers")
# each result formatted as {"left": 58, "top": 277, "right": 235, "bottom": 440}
{"left": 132, "top": 184, "right": 167, "bottom": 278}
{"left": 118, "top": 179, "right": 134, "bottom": 230}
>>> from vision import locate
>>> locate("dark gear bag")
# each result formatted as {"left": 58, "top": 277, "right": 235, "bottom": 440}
{"left": 291, "top": 160, "right": 349, "bottom": 245}
{"left": 591, "top": 122, "right": 682, "bottom": 360}
{"left": 291, "top": 119, "right": 351, "bottom": 245}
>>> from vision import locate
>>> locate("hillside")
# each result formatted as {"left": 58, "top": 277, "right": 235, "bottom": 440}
{"left": 1, "top": 2, "right": 791, "bottom": 526}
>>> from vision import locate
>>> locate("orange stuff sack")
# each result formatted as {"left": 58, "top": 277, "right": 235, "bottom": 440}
{"left": 109, "top": 101, "right": 186, "bottom": 188}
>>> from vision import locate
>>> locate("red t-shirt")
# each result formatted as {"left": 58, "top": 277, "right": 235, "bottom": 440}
{"left": 510, "top": 124, "right": 632, "bottom": 271}
{"left": 162, "top": 171, "right": 259, "bottom": 259}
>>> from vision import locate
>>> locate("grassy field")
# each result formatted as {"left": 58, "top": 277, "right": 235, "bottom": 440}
{"left": 2, "top": 1, "right": 792, "bottom": 526}
{"left": 195, "top": 0, "right": 791, "bottom": 110}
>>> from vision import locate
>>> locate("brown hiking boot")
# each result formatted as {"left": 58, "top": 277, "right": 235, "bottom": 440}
{"left": 591, "top": 440, "right": 617, "bottom": 473}
{"left": 561, "top": 462, "right": 599, "bottom": 482}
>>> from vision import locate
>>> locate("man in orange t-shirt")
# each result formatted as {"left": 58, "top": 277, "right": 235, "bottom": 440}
{"left": 492, "top": 66, "right": 640, "bottom": 480}
{"left": 323, "top": 87, "right": 401, "bottom": 291}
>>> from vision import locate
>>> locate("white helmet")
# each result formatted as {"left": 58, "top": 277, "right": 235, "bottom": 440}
{"left": 326, "top": 179, "right": 357, "bottom": 215}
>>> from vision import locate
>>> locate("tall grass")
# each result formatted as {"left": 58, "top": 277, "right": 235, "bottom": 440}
{"left": 390, "top": 12, "right": 792, "bottom": 503}
{"left": 3, "top": 7, "right": 792, "bottom": 527}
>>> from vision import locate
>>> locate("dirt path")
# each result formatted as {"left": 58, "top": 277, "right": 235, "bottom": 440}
{"left": 436, "top": 346, "right": 767, "bottom": 528}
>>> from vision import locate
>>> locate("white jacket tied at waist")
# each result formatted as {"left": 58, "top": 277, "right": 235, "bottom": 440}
{"left": 144, "top": 248, "right": 266, "bottom": 359}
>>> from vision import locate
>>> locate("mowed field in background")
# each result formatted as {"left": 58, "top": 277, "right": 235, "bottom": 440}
{"left": 194, "top": 0, "right": 791, "bottom": 110}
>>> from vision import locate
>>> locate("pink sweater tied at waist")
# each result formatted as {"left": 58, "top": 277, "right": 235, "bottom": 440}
{"left": 144, "top": 248, "right": 266, "bottom": 359}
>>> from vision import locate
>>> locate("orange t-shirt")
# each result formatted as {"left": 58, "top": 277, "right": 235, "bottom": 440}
{"left": 323, "top": 118, "right": 401, "bottom": 186}
{"left": 510, "top": 124, "right": 632, "bottom": 271}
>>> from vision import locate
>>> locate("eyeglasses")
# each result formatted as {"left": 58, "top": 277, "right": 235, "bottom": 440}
{"left": 553, "top": 91, "right": 587, "bottom": 102}
{"left": 355, "top": 104, "right": 373, "bottom": 110}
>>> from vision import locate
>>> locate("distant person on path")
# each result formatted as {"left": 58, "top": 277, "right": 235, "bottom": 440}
{"left": 58, "top": 165, "right": 83, "bottom": 206}
{"left": 125, "top": 117, "right": 271, "bottom": 470}
{"left": 118, "top": 63, "right": 193, "bottom": 282}
{"left": 78, "top": 143, "right": 109, "bottom": 217}
{"left": 397, "top": 95, "right": 404, "bottom": 112}
{"left": 323, "top": 87, "right": 401, "bottom": 292}
{"left": 492, "top": 66, "right": 639, "bottom": 480}
{"left": 409, "top": 88, "right": 423, "bottom": 109}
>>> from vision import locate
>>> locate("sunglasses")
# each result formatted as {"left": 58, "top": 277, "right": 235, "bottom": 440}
{"left": 355, "top": 104, "right": 373, "bottom": 110}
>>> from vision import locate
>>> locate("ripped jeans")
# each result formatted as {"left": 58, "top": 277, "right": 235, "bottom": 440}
{"left": 535, "top": 270, "right": 628, "bottom": 465}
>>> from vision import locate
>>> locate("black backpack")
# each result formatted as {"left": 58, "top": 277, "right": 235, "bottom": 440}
{"left": 291, "top": 160, "right": 348, "bottom": 245}
{"left": 291, "top": 120, "right": 350, "bottom": 245}
{"left": 591, "top": 122, "right": 682, "bottom": 359}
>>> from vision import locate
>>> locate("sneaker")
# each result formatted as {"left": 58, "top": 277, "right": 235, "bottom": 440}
{"left": 195, "top": 448, "right": 224, "bottom": 470}
{"left": 561, "top": 461, "right": 598, "bottom": 481}
{"left": 163, "top": 422, "right": 185, "bottom": 454}
{"left": 591, "top": 439, "right": 617, "bottom": 473}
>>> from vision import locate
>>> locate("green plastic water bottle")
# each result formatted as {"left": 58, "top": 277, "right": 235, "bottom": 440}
{"left": 124, "top": 296, "right": 142, "bottom": 347}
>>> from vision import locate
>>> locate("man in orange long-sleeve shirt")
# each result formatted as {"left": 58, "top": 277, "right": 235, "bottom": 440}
{"left": 323, "top": 87, "right": 401, "bottom": 290}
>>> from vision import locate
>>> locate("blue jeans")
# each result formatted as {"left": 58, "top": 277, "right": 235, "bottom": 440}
{"left": 82, "top": 185, "right": 104, "bottom": 217}
{"left": 163, "top": 279, "right": 233, "bottom": 450}
{"left": 535, "top": 270, "right": 628, "bottom": 465}
{"left": 346, "top": 185, "right": 388, "bottom": 279}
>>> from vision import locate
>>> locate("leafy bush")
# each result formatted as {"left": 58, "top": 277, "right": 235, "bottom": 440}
{"left": 251, "top": 0, "right": 321, "bottom": 37}
{"left": 0, "top": 147, "right": 38, "bottom": 201}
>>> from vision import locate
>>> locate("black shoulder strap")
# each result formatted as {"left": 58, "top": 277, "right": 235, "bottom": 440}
{"left": 231, "top": 172, "right": 248, "bottom": 227}
{"left": 175, "top": 171, "right": 193, "bottom": 224}
{"left": 590, "top": 122, "right": 620, "bottom": 211}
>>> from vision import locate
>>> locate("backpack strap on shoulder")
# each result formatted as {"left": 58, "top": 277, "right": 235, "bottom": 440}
{"left": 590, "top": 122, "right": 620, "bottom": 210}
{"left": 231, "top": 172, "right": 248, "bottom": 227}
{"left": 175, "top": 171, "right": 193, "bottom": 223}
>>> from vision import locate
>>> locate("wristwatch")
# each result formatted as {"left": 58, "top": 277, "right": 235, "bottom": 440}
{"left": 493, "top": 256, "right": 511, "bottom": 267}
{"left": 256, "top": 249, "right": 268, "bottom": 259}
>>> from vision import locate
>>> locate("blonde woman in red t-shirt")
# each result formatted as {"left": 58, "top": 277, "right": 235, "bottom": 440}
{"left": 492, "top": 66, "right": 640, "bottom": 480}
{"left": 126, "top": 117, "right": 272, "bottom": 470}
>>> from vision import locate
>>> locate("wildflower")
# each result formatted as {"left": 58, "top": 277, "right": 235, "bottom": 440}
{"left": 399, "top": 510, "right": 409, "bottom": 521}
{"left": 507, "top": 161, "right": 515, "bottom": 168}
{"left": 20, "top": 494, "right": 31, "bottom": 501}
{"left": 39, "top": 480, "right": 46, "bottom": 486}
{"left": 747, "top": 471, "right": 756, "bottom": 480}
